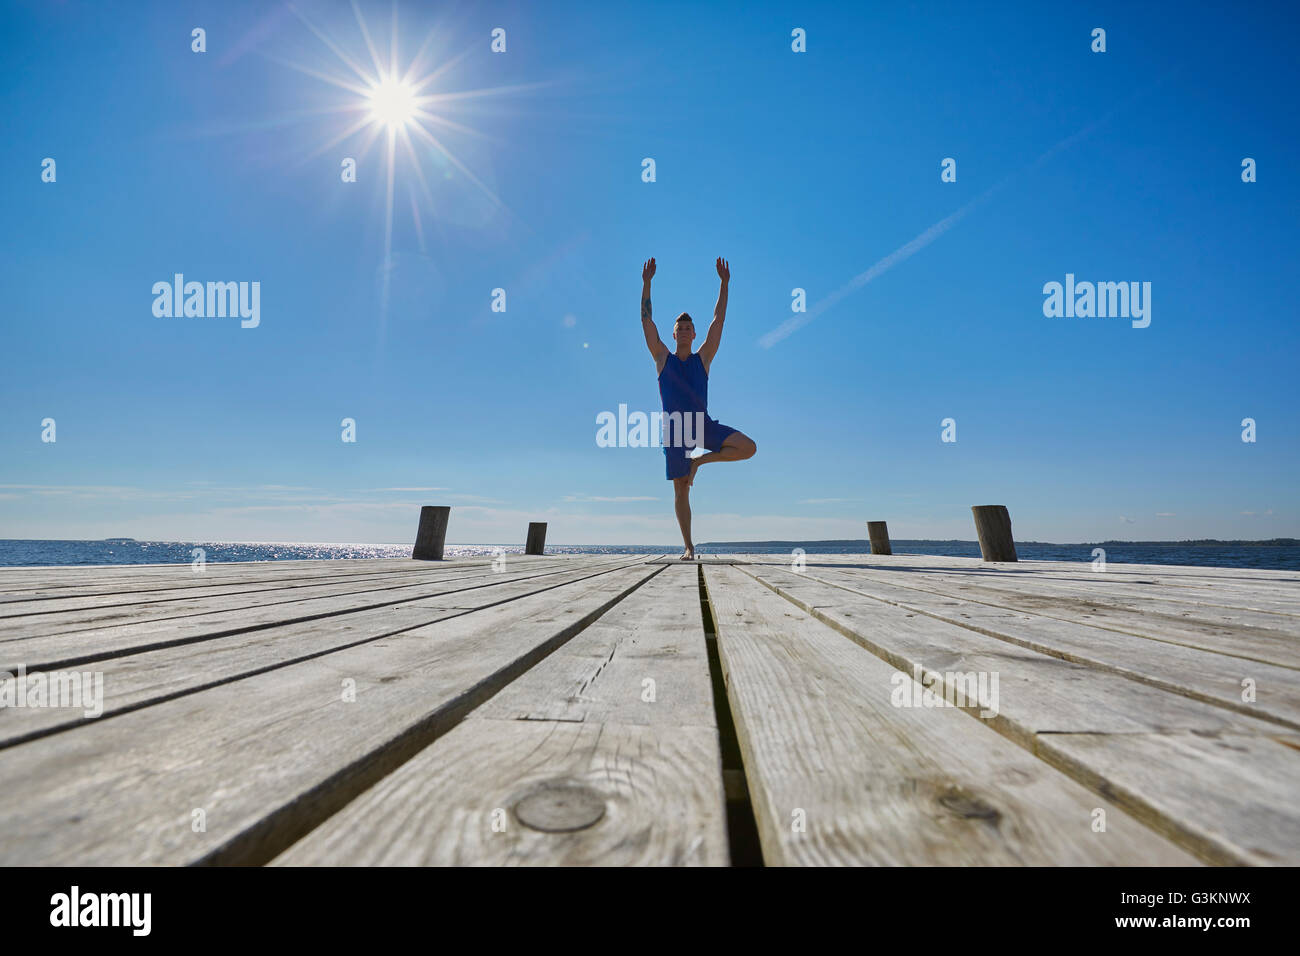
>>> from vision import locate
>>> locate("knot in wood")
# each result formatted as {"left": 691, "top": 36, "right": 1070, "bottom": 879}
{"left": 514, "top": 782, "right": 606, "bottom": 832}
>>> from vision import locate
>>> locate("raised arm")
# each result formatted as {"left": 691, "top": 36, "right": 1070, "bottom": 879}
{"left": 698, "top": 257, "right": 729, "bottom": 372}
{"left": 640, "top": 257, "right": 668, "bottom": 369}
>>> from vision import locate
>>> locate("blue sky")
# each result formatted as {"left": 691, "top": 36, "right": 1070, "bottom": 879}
{"left": 2, "top": 0, "right": 1296, "bottom": 545}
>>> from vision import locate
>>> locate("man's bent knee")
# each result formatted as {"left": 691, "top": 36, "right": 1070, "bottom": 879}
{"left": 730, "top": 432, "right": 757, "bottom": 459}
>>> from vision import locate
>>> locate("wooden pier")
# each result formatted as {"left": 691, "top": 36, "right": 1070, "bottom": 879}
{"left": 0, "top": 552, "right": 1296, "bottom": 866}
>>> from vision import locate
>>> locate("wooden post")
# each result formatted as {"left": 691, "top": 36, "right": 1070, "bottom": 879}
{"left": 866, "top": 521, "right": 892, "bottom": 555}
{"left": 411, "top": 506, "right": 451, "bottom": 561}
{"left": 525, "top": 522, "right": 548, "bottom": 556}
{"left": 971, "top": 505, "right": 1017, "bottom": 562}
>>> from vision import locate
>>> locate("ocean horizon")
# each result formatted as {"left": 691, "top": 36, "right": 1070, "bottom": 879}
{"left": 3, "top": 538, "right": 1298, "bottom": 571}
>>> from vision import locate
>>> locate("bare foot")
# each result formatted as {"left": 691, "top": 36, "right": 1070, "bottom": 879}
{"left": 686, "top": 457, "right": 701, "bottom": 487}
{"left": 679, "top": 547, "right": 695, "bottom": 561}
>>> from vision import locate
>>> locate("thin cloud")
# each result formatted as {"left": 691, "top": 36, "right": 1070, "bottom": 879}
{"left": 0, "top": 484, "right": 200, "bottom": 501}
{"left": 759, "top": 188, "right": 999, "bottom": 348}
{"left": 563, "top": 494, "right": 658, "bottom": 503}
{"left": 1, "top": 483, "right": 407, "bottom": 504}
{"left": 370, "top": 486, "right": 450, "bottom": 492}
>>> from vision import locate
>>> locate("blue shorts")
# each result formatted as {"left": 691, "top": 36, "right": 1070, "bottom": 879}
{"left": 664, "top": 417, "right": 737, "bottom": 480}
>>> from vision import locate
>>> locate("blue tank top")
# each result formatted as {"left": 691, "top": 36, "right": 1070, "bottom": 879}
{"left": 658, "top": 352, "right": 708, "bottom": 415}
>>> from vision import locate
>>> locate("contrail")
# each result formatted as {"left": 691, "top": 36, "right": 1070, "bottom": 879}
{"left": 758, "top": 181, "right": 1001, "bottom": 348}
{"left": 758, "top": 75, "right": 1175, "bottom": 349}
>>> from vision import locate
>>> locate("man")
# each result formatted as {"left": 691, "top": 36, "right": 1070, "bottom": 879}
{"left": 641, "top": 256, "right": 757, "bottom": 561}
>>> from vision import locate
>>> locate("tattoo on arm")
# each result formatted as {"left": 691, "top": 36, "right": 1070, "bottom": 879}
{"left": 641, "top": 296, "right": 652, "bottom": 321}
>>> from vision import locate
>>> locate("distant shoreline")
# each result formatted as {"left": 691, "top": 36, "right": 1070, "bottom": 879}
{"left": 698, "top": 538, "right": 1300, "bottom": 548}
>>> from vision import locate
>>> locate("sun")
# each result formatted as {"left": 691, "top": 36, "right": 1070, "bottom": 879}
{"left": 366, "top": 77, "right": 418, "bottom": 129}
{"left": 276, "top": 3, "right": 530, "bottom": 318}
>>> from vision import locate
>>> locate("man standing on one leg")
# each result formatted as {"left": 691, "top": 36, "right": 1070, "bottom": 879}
{"left": 641, "top": 256, "right": 757, "bottom": 560}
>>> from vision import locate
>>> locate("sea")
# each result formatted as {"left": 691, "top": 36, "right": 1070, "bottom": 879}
{"left": 1, "top": 539, "right": 1298, "bottom": 570}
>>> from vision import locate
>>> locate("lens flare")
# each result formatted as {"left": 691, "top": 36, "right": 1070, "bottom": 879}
{"left": 272, "top": 3, "right": 542, "bottom": 320}
{"left": 367, "top": 77, "right": 417, "bottom": 129}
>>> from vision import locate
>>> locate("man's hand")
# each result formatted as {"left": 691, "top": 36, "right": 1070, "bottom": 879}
{"left": 641, "top": 257, "right": 667, "bottom": 368}
{"left": 700, "top": 257, "right": 729, "bottom": 373}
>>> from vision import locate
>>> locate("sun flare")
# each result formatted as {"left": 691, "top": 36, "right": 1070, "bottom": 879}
{"left": 276, "top": 4, "right": 527, "bottom": 319}
{"left": 366, "top": 77, "right": 418, "bottom": 129}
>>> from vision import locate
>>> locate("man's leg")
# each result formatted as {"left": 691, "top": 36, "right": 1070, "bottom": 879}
{"left": 686, "top": 431, "right": 756, "bottom": 486}
{"left": 673, "top": 476, "right": 694, "bottom": 559}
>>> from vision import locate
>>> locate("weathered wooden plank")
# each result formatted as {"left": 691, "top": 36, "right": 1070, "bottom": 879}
{"left": 741, "top": 554, "right": 1300, "bottom": 609}
{"left": 0, "top": 558, "right": 652, "bottom": 747}
{"left": 701, "top": 565, "right": 1198, "bottom": 866}
{"left": 978, "top": 556, "right": 1300, "bottom": 590}
{"left": 764, "top": 564, "right": 1300, "bottom": 730}
{"left": 0, "top": 556, "right": 433, "bottom": 587}
{"left": 830, "top": 559, "right": 1300, "bottom": 619}
{"left": 798, "top": 558, "right": 1300, "bottom": 619}
{"left": 0, "top": 552, "right": 635, "bottom": 626}
{"left": 0, "top": 553, "right": 604, "bottom": 594}
{"left": 0, "top": 566, "right": 523, "bottom": 632}
{"left": 1038, "top": 732, "right": 1300, "bottom": 866}
{"left": 735, "top": 552, "right": 1300, "bottom": 592}
{"left": 0, "top": 556, "right": 639, "bottom": 672}
{"left": 279, "top": 721, "right": 724, "bottom": 866}
{"left": 273, "top": 565, "right": 728, "bottom": 865}
{"left": 815, "top": 566, "right": 1300, "bottom": 669}
{"left": 646, "top": 556, "right": 745, "bottom": 565}
{"left": 1009, "top": 567, "right": 1300, "bottom": 603}
{"left": 0, "top": 563, "right": 660, "bottom": 865}
{"left": 741, "top": 564, "right": 1281, "bottom": 740}
{"left": 0, "top": 554, "right": 590, "bottom": 602}
{"left": 736, "top": 564, "right": 1300, "bottom": 864}
{"left": 471, "top": 565, "right": 716, "bottom": 727}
